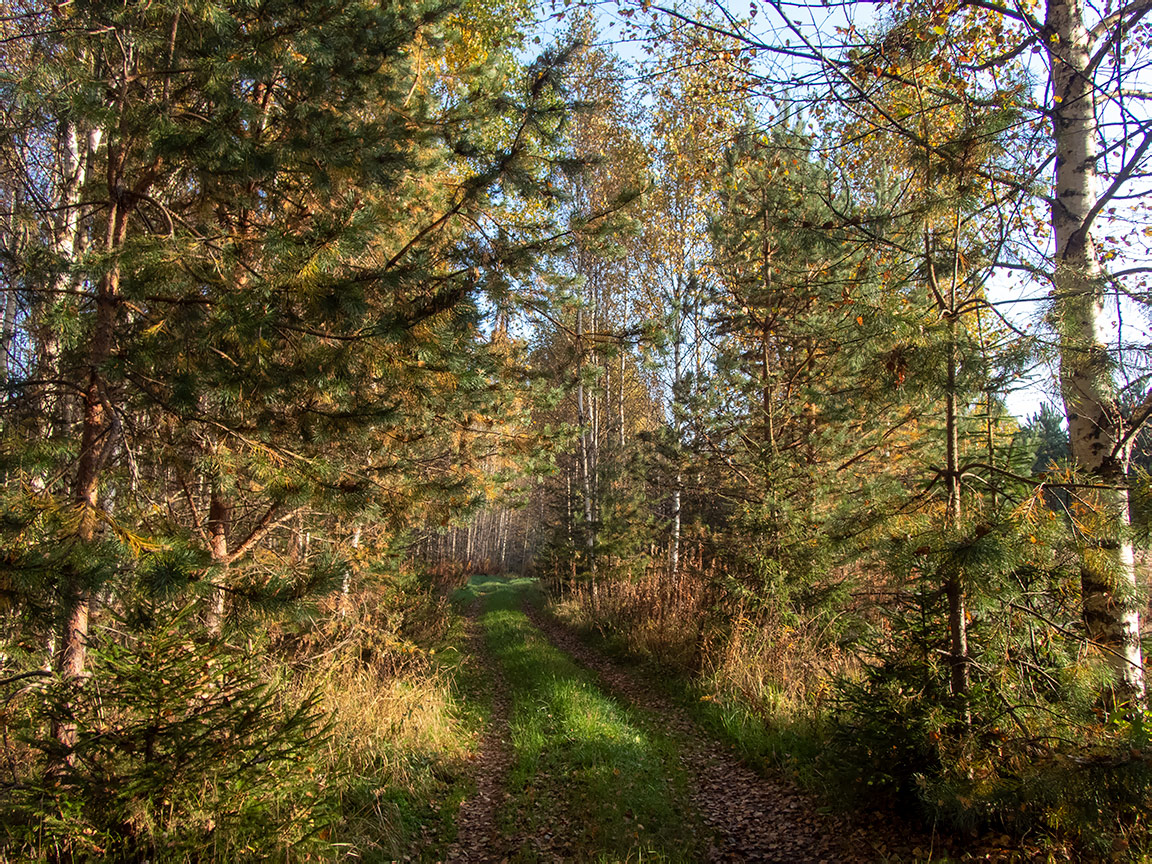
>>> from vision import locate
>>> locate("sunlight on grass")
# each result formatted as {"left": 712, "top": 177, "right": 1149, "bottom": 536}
{"left": 466, "top": 575, "right": 702, "bottom": 862}
{"left": 278, "top": 590, "right": 483, "bottom": 863}
{"left": 553, "top": 576, "right": 841, "bottom": 791}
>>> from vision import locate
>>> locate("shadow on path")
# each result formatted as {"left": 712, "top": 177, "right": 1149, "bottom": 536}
{"left": 445, "top": 597, "right": 515, "bottom": 863}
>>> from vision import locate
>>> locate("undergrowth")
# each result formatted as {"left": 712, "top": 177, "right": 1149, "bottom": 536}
{"left": 550, "top": 565, "right": 1152, "bottom": 862}
{"left": 275, "top": 571, "right": 483, "bottom": 863}
{"left": 0, "top": 568, "right": 483, "bottom": 863}
{"left": 552, "top": 573, "right": 844, "bottom": 788}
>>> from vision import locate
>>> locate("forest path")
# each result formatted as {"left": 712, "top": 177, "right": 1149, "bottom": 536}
{"left": 446, "top": 575, "right": 950, "bottom": 863}
{"left": 449, "top": 575, "right": 703, "bottom": 862}
{"left": 522, "top": 600, "right": 878, "bottom": 864}
{"left": 444, "top": 600, "right": 515, "bottom": 863}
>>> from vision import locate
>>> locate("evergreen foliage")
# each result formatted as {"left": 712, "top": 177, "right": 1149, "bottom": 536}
{"left": 0, "top": 0, "right": 582, "bottom": 856}
{"left": 3, "top": 603, "right": 329, "bottom": 860}
{"left": 1, "top": 0, "right": 1151, "bottom": 858}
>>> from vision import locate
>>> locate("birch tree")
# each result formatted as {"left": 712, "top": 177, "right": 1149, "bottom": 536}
{"left": 634, "top": 0, "right": 1151, "bottom": 702}
{"left": 1044, "top": 0, "right": 1148, "bottom": 701}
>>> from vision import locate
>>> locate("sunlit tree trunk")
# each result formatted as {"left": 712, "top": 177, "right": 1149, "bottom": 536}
{"left": 1048, "top": 0, "right": 1146, "bottom": 703}
{"left": 576, "top": 306, "right": 596, "bottom": 577}
{"left": 925, "top": 208, "right": 973, "bottom": 723}
{"left": 205, "top": 487, "right": 232, "bottom": 634}
{"left": 53, "top": 169, "right": 129, "bottom": 749}
{"left": 944, "top": 299, "right": 971, "bottom": 721}
{"left": 670, "top": 290, "right": 683, "bottom": 577}
{"left": 0, "top": 263, "right": 17, "bottom": 392}
{"left": 342, "top": 524, "right": 361, "bottom": 611}
{"left": 39, "top": 123, "right": 100, "bottom": 433}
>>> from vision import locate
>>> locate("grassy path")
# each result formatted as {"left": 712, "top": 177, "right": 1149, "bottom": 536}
{"left": 521, "top": 599, "right": 874, "bottom": 863}
{"left": 455, "top": 576, "right": 705, "bottom": 863}
{"left": 447, "top": 575, "right": 951, "bottom": 863}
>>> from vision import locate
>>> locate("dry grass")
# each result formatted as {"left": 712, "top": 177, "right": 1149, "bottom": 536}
{"left": 555, "top": 568, "right": 712, "bottom": 668}
{"left": 305, "top": 653, "right": 466, "bottom": 785}
{"left": 0, "top": 575, "right": 477, "bottom": 863}
{"left": 555, "top": 567, "right": 856, "bottom": 723}
{"left": 703, "top": 602, "right": 856, "bottom": 720}
{"left": 276, "top": 583, "right": 476, "bottom": 860}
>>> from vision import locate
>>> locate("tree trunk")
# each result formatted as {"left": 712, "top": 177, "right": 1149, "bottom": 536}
{"left": 576, "top": 306, "right": 596, "bottom": 575}
{"left": 670, "top": 289, "right": 683, "bottom": 577}
{"left": 205, "top": 487, "right": 232, "bottom": 634}
{"left": 618, "top": 283, "right": 628, "bottom": 450}
{"left": 40, "top": 123, "right": 101, "bottom": 433}
{"left": 0, "top": 272, "right": 17, "bottom": 392}
{"left": 499, "top": 509, "right": 509, "bottom": 570}
{"left": 945, "top": 308, "right": 971, "bottom": 722}
{"left": 53, "top": 181, "right": 128, "bottom": 749}
{"left": 618, "top": 343, "right": 626, "bottom": 449}
{"left": 924, "top": 214, "right": 973, "bottom": 723}
{"left": 1048, "top": 0, "right": 1146, "bottom": 702}
{"left": 341, "top": 525, "right": 361, "bottom": 615}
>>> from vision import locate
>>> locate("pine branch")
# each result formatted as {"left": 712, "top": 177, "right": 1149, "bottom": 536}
{"left": 223, "top": 504, "right": 303, "bottom": 567}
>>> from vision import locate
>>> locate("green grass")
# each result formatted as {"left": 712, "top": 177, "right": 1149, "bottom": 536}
{"left": 562, "top": 615, "right": 832, "bottom": 795}
{"left": 684, "top": 687, "right": 827, "bottom": 784}
{"left": 458, "top": 576, "right": 704, "bottom": 863}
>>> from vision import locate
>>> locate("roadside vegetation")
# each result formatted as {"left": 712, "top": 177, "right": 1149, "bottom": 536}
{"left": 549, "top": 566, "right": 1152, "bottom": 860}
{"left": 1, "top": 571, "right": 484, "bottom": 862}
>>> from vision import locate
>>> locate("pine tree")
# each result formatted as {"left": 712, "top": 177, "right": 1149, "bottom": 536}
{"left": 0, "top": 0, "right": 577, "bottom": 760}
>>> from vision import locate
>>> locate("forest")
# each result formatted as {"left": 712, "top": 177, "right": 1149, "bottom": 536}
{"left": 1, "top": 0, "right": 1151, "bottom": 860}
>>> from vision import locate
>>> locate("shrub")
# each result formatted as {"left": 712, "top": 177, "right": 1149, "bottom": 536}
{"left": 1, "top": 603, "right": 330, "bottom": 862}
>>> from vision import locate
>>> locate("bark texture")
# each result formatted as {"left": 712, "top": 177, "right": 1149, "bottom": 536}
{"left": 1048, "top": 0, "right": 1146, "bottom": 701}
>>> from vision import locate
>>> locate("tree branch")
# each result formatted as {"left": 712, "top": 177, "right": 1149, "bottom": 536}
{"left": 223, "top": 504, "right": 303, "bottom": 566}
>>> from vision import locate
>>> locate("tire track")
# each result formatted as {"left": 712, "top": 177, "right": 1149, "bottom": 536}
{"left": 521, "top": 601, "right": 901, "bottom": 863}
{"left": 445, "top": 603, "right": 516, "bottom": 863}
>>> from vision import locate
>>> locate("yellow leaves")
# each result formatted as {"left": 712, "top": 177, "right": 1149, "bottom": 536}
{"left": 87, "top": 503, "right": 165, "bottom": 556}
{"left": 5, "top": 491, "right": 163, "bottom": 557}
{"left": 1010, "top": 487, "right": 1044, "bottom": 528}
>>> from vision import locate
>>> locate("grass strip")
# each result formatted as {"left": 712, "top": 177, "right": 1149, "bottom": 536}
{"left": 308, "top": 589, "right": 489, "bottom": 864}
{"left": 458, "top": 576, "right": 703, "bottom": 863}
{"left": 557, "top": 610, "right": 831, "bottom": 792}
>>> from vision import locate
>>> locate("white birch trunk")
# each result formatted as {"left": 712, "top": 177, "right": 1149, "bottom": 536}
{"left": 576, "top": 306, "right": 596, "bottom": 574}
{"left": 205, "top": 487, "right": 231, "bottom": 635}
{"left": 1048, "top": 0, "right": 1146, "bottom": 701}
{"left": 41, "top": 124, "right": 100, "bottom": 431}
{"left": 670, "top": 287, "right": 683, "bottom": 577}
{"left": 341, "top": 525, "right": 361, "bottom": 615}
